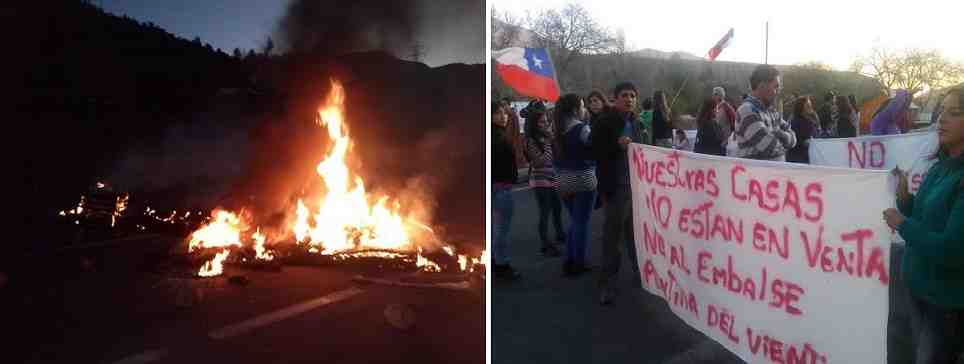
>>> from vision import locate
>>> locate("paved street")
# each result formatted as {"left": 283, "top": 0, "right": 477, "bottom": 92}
{"left": 492, "top": 176, "right": 919, "bottom": 364}
{"left": 2, "top": 235, "right": 483, "bottom": 364}
{"left": 492, "top": 180, "right": 744, "bottom": 364}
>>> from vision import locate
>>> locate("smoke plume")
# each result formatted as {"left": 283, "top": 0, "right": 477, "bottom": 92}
{"left": 278, "top": 0, "right": 483, "bottom": 66}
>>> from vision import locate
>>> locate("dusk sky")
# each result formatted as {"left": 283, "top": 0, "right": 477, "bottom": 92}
{"left": 100, "top": 0, "right": 288, "bottom": 54}
{"left": 98, "top": 0, "right": 484, "bottom": 67}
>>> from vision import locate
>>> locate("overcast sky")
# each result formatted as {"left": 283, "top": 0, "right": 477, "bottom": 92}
{"left": 491, "top": 0, "right": 964, "bottom": 70}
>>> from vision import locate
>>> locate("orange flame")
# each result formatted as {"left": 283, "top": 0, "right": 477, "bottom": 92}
{"left": 415, "top": 247, "right": 441, "bottom": 272}
{"left": 253, "top": 228, "right": 274, "bottom": 261}
{"left": 189, "top": 210, "right": 244, "bottom": 252}
{"left": 292, "top": 80, "right": 420, "bottom": 254}
{"left": 198, "top": 250, "right": 230, "bottom": 277}
{"left": 189, "top": 210, "right": 245, "bottom": 276}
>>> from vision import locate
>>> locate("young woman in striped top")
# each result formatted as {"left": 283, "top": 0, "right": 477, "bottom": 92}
{"left": 553, "top": 94, "right": 598, "bottom": 276}
{"left": 522, "top": 101, "right": 565, "bottom": 257}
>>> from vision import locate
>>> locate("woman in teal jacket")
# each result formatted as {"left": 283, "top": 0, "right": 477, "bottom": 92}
{"left": 884, "top": 85, "right": 964, "bottom": 364}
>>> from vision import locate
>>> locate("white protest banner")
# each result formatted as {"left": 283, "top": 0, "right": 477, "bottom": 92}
{"left": 809, "top": 131, "right": 938, "bottom": 194}
{"left": 629, "top": 144, "right": 893, "bottom": 364}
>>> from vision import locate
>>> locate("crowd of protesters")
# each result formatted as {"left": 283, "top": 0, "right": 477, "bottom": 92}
{"left": 491, "top": 64, "right": 961, "bottom": 350}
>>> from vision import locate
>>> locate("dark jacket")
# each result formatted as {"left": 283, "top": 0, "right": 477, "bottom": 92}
{"left": 588, "top": 110, "right": 604, "bottom": 127}
{"left": 492, "top": 126, "right": 518, "bottom": 185}
{"left": 652, "top": 108, "right": 671, "bottom": 140}
{"left": 836, "top": 113, "right": 857, "bottom": 138}
{"left": 898, "top": 152, "right": 964, "bottom": 308}
{"left": 591, "top": 110, "right": 643, "bottom": 193}
{"left": 694, "top": 118, "right": 725, "bottom": 156}
{"left": 787, "top": 115, "right": 819, "bottom": 163}
{"left": 817, "top": 103, "right": 834, "bottom": 131}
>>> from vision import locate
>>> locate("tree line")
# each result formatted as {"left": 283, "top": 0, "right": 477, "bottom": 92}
{"left": 491, "top": 3, "right": 963, "bottom": 120}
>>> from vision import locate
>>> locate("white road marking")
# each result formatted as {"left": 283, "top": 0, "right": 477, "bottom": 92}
{"left": 208, "top": 287, "right": 365, "bottom": 340}
{"left": 352, "top": 275, "right": 472, "bottom": 290}
{"left": 109, "top": 349, "right": 168, "bottom": 364}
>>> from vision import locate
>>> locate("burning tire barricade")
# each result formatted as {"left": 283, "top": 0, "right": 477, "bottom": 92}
{"left": 34, "top": 78, "right": 495, "bottom": 315}
{"left": 177, "top": 210, "right": 483, "bottom": 278}
{"left": 162, "top": 79, "right": 483, "bottom": 287}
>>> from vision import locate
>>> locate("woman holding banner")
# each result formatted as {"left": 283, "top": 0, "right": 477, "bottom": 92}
{"left": 553, "top": 94, "right": 597, "bottom": 277}
{"left": 884, "top": 85, "right": 964, "bottom": 363}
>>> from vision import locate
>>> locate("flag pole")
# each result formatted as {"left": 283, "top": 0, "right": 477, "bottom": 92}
{"left": 669, "top": 75, "right": 690, "bottom": 110}
{"left": 545, "top": 47, "right": 561, "bottom": 102}
{"left": 671, "top": 28, "right": 730, "bottom": 109}
{"left": 765, "top": 21, "right": 769, "bottom": 65}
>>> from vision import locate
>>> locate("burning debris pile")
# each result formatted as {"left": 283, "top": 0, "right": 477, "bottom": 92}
{"left": 183, "top": 80, "right": 483, "bottom": 278}
{"left": 55, "top": 180, "right": 213, "bottom": 239}
{"left": 58, "top": 183, "right": 129, "bottom": 227}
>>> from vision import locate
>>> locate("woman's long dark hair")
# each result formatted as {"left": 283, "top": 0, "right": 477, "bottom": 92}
{"left": 696, "top": 97, "right": 716, "bottom": 126}
{"left": 522, "top": 101, "right": 549, "bottom": 155}
{"left": 552, "top": 93, "right": 584, "bottom": 162}
{"left": 491, "top": 100, "right": 503, "bottom": 117}
{"left": 587, "top": 90, "right": 607, "bottom": 110}
{"left": 792, "top": 96, "right": 813, "bottom": 121}
{"left": 931, "top": 85, "right": 964, "bottom": 160}
{"left": 835, "top": 95, "right": 854, "bottom": 119}
{"left": 522, "top": 102, "right": 548, "bottom": 138}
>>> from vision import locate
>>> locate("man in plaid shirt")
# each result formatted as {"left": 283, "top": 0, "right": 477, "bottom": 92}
{"left": 734, "top": 64, "right": 797, "bottom": 161}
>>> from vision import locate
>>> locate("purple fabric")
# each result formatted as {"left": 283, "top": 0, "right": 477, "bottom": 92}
{"left": 870, "top": 90, "right": 910, "bottom": 135}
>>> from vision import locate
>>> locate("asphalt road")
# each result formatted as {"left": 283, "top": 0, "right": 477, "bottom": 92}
{"left": 491, "top": 182, "right": 744, "bottom": 364}
{"left": 491, "top": 174, "right": 938, "bottom": 364}
{"left": 2, "top": 235, "right": 483, "bottom": 364}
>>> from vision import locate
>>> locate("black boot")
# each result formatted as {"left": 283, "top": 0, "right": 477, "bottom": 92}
{"left": 540, "top": 244, "right": 561, "bottom": 257}
{"left": 494, "top": 264, "right": 521, "bottom": 280}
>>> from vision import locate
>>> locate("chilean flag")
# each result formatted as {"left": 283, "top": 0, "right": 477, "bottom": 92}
{"left": 493, "top": 47, "right": 560, "bottom": 101}
{"left": 706, "top": 28, "right": 734, "bottom": 61}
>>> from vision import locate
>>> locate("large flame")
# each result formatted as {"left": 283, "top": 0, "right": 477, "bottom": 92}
{"left": 189, "top": 210, "right": 244, "bottom": 252}
{"left": 293, "top": 80, "right": 416, "bottom": 254}
{"left": 182, "top": 79, "right": 484, "bottom": 277}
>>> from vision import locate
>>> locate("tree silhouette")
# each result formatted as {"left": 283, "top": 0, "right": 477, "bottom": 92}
{"left": 524, "top": 3, "right": 614, "bottom": 89}
{"left": 233, "top": 48, "right": 242, "bottom": 58}
{"left": 490, "top": 7, "right": 523, "bottom": 50}
{"left": 851, "top": 46, "right": 964, "bottom": 96}
{"left": 262, "top": 37, "right": 274, "bottom": 56}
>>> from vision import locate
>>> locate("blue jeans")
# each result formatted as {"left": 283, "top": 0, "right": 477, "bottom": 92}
{"left": 532, "top": 187, "right": 565, "bottom": 247}
{"left": 563, "top": 190, "right": 596, "bottom": 265}
{"left": 492, "top": 186, "right": 514, "bottom": 266}
{"left": 909, "top": 295, "right": 964, "bottom": 364}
